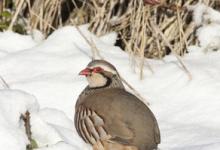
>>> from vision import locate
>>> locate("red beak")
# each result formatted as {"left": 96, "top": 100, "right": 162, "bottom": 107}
{"left": 79, "top": 68, "right": 91, "bottom": 76}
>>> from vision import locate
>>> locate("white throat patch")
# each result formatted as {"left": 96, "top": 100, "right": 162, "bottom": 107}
{"left": 86, "top": 72, "right": 108, "bottom": 88}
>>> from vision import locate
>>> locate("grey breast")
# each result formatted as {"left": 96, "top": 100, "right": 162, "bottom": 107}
{"left": 74, "top": 75, "right": 124, "bottom": 145}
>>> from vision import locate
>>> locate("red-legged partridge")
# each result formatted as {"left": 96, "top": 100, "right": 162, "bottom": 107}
{"left": 75, "top": 60, "right": 160, "bottom": 150}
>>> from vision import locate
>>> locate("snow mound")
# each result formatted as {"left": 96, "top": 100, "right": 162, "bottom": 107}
{"left": 188, "top": 3, "right": 220, "bottom": 25}
{"left": 0, "top": 88, "right": 86, "bottom": 150}
{"left": 0, "top": 89, "right": 37, "bottom": 150}
{"left": 0, "top": 31, "right": 38, "bottom": 54}
{"left": 189, "top": 3, "right": 220, "bottom": 52}
{"left": 36, "top": 142, "right": 79, "bottom": 150}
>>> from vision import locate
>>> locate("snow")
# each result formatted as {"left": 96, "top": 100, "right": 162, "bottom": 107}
{"left": 188, "top": 3, "right": 220, "bottom": 25}
{"left": 36, "top": 142, "right": 79, "bottom": 150}
{"left": 0, "top": 3, "right": 220, "bottom": 150}
{"left": 0, "top": 90, "right": 38, "bottom": 150}
{"left": 0, "top": 31, "right": 38, "bottom": 54}
{"left": 188, "top": 3, "right": 220, "bottom": 52}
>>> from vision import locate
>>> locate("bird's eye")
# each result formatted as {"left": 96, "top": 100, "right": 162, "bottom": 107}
{"left": 92, "top": 67, "right": 104, "bottom": 73}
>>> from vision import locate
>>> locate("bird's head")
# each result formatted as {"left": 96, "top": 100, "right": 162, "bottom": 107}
{"left": 79, "top": 60, "right": 119, "bottom": 88}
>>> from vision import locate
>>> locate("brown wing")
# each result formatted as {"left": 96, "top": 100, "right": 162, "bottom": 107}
{"left": 75, "top": 105, "right": 134, "bottom": 145}
{"left": 75, "top": 105, "right": 111, "bottom": 145}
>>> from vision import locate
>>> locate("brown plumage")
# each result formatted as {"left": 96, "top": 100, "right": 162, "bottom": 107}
{"left": 75, "top": 60, "right": 160, "bottom": 150}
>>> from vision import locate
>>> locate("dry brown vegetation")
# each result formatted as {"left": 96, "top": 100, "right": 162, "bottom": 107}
{"left": 2, "top": 0, "right": 220, "bottom": 78}
{"left": 5, "top": 0, "right": 218, "bottom": 54}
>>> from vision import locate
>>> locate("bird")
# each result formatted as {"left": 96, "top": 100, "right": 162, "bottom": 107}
{"left": 74, "top": 60, "right": 160, "bottom": 150}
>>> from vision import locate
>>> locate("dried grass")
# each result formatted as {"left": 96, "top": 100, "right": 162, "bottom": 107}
{"left": 6, "top": 0, "right": 220, "bottom": 79}
{"left": 9, "top": 0, "right": 218, "bottom": 57}
{"left": 65, "top": 0, "right": 217, "bottom": 79}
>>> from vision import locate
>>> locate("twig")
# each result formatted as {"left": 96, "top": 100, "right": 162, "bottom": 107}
{"left": 120, "top": 31, "right": 154, "bottom": 75}
{"left": 21, "top": 111, "right": 32, "bottom": 142}
{"left": 177, "top": 5, "right": 188, "bottom": 53}
{"left": 0, "top": 0, "right": 3, "bottom": 14}
{"left": 159, "top": 4, "right": 187, "bottom": 11}
{"left": 90, "top": 38, "right": 104, "bottom": 59}
{"left": 75, "top": 25, "right": 103, "bottom": 60}
{"left": 21, "top": 111, "right": 36, "bottom": 150}
{"left": 120, "top": 75, "right": 150, "bottom": 105}
{"left": 8, "top": 0, "right": 25, "bottom": 31}
{"left": 28, "top": 8, "right": 56, "bottom": 31}
{"left": 0, "top": 76, "right": 10, "bottom": 89}
{"left": 149, "top": 20, "right": 192, "bottom": 80}
{"left": 21, "top": 111, "right": 38, "bottom": 149}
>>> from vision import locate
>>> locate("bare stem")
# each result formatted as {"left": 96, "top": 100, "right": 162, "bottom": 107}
{"left": 21, "top": 111, "right": 32, "bottom": 142}
{"left": 120, "top": 75, "right": 150, "bottom": 105}
{"left": 75, "top": 25, "right": 103, "bottom": 60}
{"left": 150, "top": 20, "right": 192, "bottom": 80}
{"left": 8, "top": 0, "right": 25, "bottom": 31}
{"left": 0, "top": 76, "right": 10, "bottom": 89}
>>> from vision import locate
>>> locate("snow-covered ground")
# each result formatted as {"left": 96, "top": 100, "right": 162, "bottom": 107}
{"left": 0, "top": 3, "right": 220, "bottom": 150}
